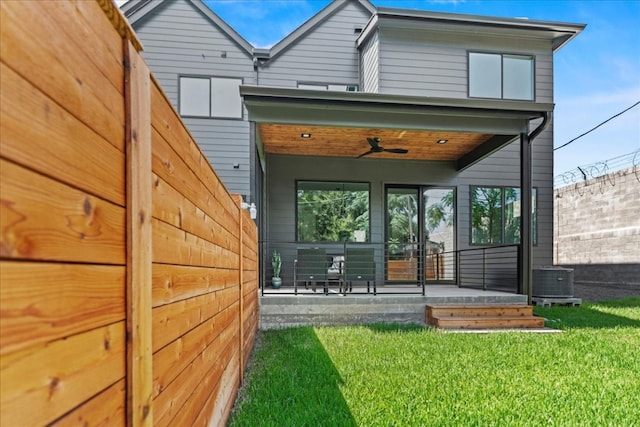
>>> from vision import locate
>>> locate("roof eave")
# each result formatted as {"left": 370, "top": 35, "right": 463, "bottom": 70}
{"left": 358, "top": 7, "right": 586, "bottom": 52}
{"left": 123, "top": 0, "right": 254, "bottom": 56}
{"left": 240, "top": 85, "right": 553, "bottom": 135}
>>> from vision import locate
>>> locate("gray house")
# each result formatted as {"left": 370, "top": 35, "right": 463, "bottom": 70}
{"left": 123, "top": 0, "right": 584, "bottom": 299}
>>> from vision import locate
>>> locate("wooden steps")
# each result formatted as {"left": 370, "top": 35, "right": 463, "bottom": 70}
{"left": 426, "top": 304, "right": 544, "bottom": 330}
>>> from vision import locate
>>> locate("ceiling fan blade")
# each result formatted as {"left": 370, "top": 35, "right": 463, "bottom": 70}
{"left": 383, "top": 148, "right": 409, "bottom": 154}
{"left": 357, "top": 149, "right": 374, "bottom": 158}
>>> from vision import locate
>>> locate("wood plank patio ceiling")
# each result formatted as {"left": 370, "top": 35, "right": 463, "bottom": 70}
{"left": 258, "top": 124, "right": 493, "bottom": 161}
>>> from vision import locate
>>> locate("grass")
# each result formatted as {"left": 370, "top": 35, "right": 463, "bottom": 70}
{"left": 229, "top": 298, "right": 640, "bottom": 426}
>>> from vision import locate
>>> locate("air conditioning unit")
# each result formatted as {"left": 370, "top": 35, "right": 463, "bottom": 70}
{"left": 533, "top": 267, "right": 574, "bottom": 297}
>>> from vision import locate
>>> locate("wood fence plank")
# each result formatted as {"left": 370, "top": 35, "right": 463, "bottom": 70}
{"left": 152, "top": 219, "right": 239, "bottom": 269}
{"left": 152, "top": 174, "right": 239, "bottom": 254}
{"left": 151, "top": 288, "right": 237, "bottom": 353}
{"left": 198, "top": 333, "right": 240, "bottom": 427}
{"left": 152, "top": 264, "right": 237, "bottom": 307}
{"left": 0, "top": 322, "right": 126, "bottom": 426}
{"left": 0, "top": 63, "right": 126, "bottom": 206}
{"left": 152, "top": 305, "right": 237, "bottom": 400}
{"left": 0, "top": 159, "right": 126, "bottom": 263}
{"left": 0, "top": 261, "right": 125, "bottom": 356}
{"left": 0, "top": 1, "right": 125, "bottom": 151}
{"left": 50, "top": 379, "right": 126, "bottom": 427}
{"left": 124, "top": 40, "right": 153, "bottom": 427}
{"left": 153, "top": 324, "right": 239, "bottom": 427}
{"left": 151, "top": 125, "right": 239, "bottom": 238}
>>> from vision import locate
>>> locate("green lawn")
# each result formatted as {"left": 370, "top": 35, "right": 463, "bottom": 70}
{"left": 229, "top": 298, "right": 640, "bottom": 426}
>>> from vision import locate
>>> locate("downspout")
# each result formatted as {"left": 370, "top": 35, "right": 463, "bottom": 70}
{"left": 530, "top": 111, "right": 550, "bottom": 143}
{"left": 521, "top": 111, "right": 551, "bottom": 304}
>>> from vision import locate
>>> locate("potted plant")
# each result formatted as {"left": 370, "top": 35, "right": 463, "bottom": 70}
{"left": 271, "top": 250, "right": 282, "bottom": 288}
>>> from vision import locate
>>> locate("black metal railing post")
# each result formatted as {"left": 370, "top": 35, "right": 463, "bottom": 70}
{"left": 456, "top": 250, "right": 461, "bottom": 287}
{"left": 482, "top": 248, "right": 487, "bottom": 290}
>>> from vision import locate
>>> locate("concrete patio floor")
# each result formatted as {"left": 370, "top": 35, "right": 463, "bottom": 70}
{"left": 259, "top": 285, "right": 528, "bottom": 329}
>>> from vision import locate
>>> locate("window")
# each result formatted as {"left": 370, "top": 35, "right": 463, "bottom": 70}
{"left": 297, "top": 181, "right": 369, "bottom": 242}
{"left": 471, "top": 187, "right": 537, "bottom": 245}
{"left": 297, "top": 83, "right": 358, "bottom": 92}
{"left": 179, "top": 76, "right": 242, "bottom": 118}
{"left": 469, "top": 53, "right": 534, "bottom": 100}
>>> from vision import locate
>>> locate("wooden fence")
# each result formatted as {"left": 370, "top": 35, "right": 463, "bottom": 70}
{"left": 0, "top": 1, "right": 259, "bottom": 425}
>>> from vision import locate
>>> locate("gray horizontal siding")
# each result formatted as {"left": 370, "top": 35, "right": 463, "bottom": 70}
{"left": 266, "top": 136, "right": 553, "bottom": 267}
{"left": 258, "top": 1, "right": 371, "bottom": 88}
{"left": 377, "top": 27, "right": 553, "bottom": 103}
{"left": 458, "top": 128, "right": 554, "bottom": 266}
{"left": 267, "top": 154, "right": 457, "bottom": 246}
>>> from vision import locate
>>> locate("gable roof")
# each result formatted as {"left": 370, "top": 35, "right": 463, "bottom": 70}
{"left": 268, "top": 0, "right": 375, "bottom": 59}
{"left": 121, "top": 0, "right": 254, "bottom": 55}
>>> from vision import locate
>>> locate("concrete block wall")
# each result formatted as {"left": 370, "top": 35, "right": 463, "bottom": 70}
{"left": 554, "top": 167, "right": 640, "bottom": 265}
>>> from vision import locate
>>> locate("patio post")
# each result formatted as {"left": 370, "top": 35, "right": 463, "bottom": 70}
{"left": 520, "top": 131, "right": 532, "bottom": 303}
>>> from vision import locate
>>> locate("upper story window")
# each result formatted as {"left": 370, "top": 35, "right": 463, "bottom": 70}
{"left": 179, "top": 76, "right": 243, "bottom": 119}
{"left": 468, "top": 53, "right": 534, "bottom": 101}
{"left": 297, "top": 83, "right": 359, "bottom": 92}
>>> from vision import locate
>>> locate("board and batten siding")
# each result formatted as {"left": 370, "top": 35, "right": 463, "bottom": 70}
{"left": 130, "top": 0, "right": 255, "bottom": 198}
{"left": 257, "top": 1, "right": 371, "bottom": 88}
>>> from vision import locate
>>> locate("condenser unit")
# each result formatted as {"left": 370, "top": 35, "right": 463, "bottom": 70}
{"left": 533, "top": 267, "right": 574, "bottom": 298}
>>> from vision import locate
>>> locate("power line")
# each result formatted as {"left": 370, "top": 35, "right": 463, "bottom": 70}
{"left": 554, "top": 100, "right": 640, "bottom": 151}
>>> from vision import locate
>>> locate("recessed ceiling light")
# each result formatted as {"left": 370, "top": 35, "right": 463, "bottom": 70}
{"left": 301, "top": 133, "right": 312, "bottom": 138}
{"left": 437, "top": 139, "right": 448, "bottom": 144}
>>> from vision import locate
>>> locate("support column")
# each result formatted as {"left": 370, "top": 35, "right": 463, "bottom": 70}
{"left": 520, "top": 132, "right": 532, "bottom": 303}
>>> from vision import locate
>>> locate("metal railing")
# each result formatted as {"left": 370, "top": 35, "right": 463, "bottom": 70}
{"left": 259, "top": 241, "right": 521, "bottom": 296}
{"left": 455, "top": 244, "right": 520, "bottom": 293}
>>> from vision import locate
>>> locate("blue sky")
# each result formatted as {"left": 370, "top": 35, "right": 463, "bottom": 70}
{"left": 200, "top": 0, "right": 640, "bottom": 175}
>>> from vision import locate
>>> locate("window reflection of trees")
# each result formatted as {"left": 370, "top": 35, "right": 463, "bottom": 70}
{"left": 471, "top": 187, "right": 536, "bottom": 245}
{"left": 297, "top": 182, "right": 369, "bottom": 242}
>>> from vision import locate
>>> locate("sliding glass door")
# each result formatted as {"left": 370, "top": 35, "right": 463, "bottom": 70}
{"left": 385, "top": 186, "right": 455, "bottom": 283}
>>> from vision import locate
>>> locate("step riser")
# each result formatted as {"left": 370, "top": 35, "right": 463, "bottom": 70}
{"left": 435, "top": 318, "right": 544, "bottom": 329}
{"left": 428, "top": 306, "right": 533, "bottom": 318}
{"left": 426, "top": 305, "right": 543, "bottom": 330}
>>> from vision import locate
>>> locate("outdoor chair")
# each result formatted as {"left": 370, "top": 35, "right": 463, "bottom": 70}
{"left": 344, "top": 248, "right": 376, "bottom": 294}
{"left": 294, "top": 248, "right": 329, "bottom": 295}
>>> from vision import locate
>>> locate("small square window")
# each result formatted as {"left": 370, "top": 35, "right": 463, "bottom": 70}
{"left": 179, "top": 76, "right": 243, "bottom": 119}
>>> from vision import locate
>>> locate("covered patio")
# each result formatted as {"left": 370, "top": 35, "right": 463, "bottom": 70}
{"left": 242, "top": 86, "right": 549, "bottom": 304}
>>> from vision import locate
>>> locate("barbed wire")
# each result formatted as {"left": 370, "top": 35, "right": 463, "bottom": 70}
{"left": 554, "top": 149, "right": 640, "bottom": 189}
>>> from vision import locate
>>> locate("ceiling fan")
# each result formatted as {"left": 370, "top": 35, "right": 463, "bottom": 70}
{"left": 357, "top": 137, "right": 409, "bottom": 158}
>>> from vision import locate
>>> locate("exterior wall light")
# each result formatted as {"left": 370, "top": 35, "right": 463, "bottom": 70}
{"left": 241, "top": 202, "right": 257, "bottom": 219}
{"left": 437, "top": 139, "right": 448, "bottom": 144}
